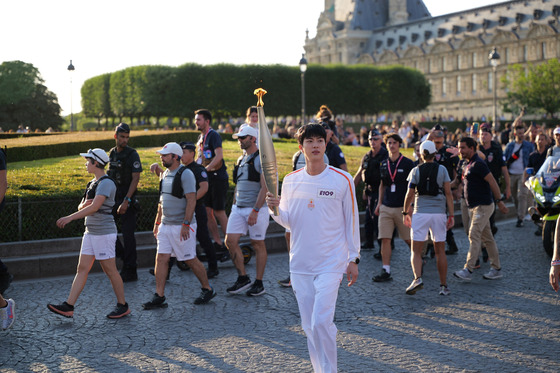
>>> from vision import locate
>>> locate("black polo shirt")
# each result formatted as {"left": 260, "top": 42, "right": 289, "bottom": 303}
{"left": 326, "top": 141, "right": 346, "bottom": 169}
{"left": 478, "top": 141, "right": 505, "bottom": 184}
{"left": 380, "top": 154, "right": 414, "bottom": 207}
{"left": 186, "top": 161, "right": 209, "bottom": 206}
{"left": 462, "top": 153, "right": 493, "bottom": 208}
{"left": 528, "top": 150, "right": 547, "bottom": 174}
{"left": 434, "top": 145, "right": 458, "bottom": 180}
{"left": 361, "top": 147, "right": 388, "bottom": 195}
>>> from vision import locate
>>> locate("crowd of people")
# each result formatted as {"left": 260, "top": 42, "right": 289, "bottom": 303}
{"left": 4, "top": 104, "right": 560, "bottom": 373}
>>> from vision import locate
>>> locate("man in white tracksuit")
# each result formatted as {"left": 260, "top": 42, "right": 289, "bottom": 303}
{"left": 266, "top": 124, "right": 360, "bottom": 373}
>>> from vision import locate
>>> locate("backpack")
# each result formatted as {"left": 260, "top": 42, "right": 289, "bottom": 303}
{"left": 83, "top": 175, "right": 117, "bottom": 214}
{"left": 159, "top": 165, "right": 189, "bottom": 199}
{"left": 416, "top": 162, "right": 440, "bottom": 196}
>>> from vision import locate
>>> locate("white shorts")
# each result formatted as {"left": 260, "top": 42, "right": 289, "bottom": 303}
{"left": 411, "top": 213, "right": 447, "bottom": 242}
{"left": 226, "top": 205, "right": 269, "bottom": 240}
{"left": 156, "top": 223, "right": 197, "bottom": 261}
{"left": 80, "top": 232, "right": 117, "bottom": 260}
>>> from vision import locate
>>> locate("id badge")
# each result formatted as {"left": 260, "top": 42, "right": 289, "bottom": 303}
{"left": 390, "top": 183, "right": 396, "bottom": 193}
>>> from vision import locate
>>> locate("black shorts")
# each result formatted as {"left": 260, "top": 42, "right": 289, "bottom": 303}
{"left": 205, "top": 178, "right": 228, "bottom": 211}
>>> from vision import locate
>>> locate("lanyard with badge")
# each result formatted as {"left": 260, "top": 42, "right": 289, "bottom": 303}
{"left": 387, "top": 155, "right": 403, "bottom": 192}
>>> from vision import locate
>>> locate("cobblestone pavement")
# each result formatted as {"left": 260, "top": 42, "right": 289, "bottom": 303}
{"left": 1, "top": 218, "right": 560, "bottom": 372}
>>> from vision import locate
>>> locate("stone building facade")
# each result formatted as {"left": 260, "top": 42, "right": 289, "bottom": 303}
{"left": 304, "top": 0, "right": 560, "bottom": 121}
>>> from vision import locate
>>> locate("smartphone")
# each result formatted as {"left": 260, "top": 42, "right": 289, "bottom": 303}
{"left": 471, "top": 122, "right": 479, "bottom": 136}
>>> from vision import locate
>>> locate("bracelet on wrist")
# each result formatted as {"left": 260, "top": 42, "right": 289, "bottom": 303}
{"left": 252, "top": 207, "right": 260, "bottom": 213}
{"left": 125, "top": 197, "right": 132, "bottom": 203}
{"left": 551, "top": 259, "right": 560, "bottom": 266}
{"left": 155, "top": 222, "right": 161, "bottom": 225}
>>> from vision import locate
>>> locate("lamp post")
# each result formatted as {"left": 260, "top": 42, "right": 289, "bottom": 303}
{"left": 299, "top": 53, "right": 308, "bottom": 125}
{"left": 67, "top": 60, "right": 75, "bottom": 131}
{"left": 488, "top": 47, "right": 500, "bottom": 131}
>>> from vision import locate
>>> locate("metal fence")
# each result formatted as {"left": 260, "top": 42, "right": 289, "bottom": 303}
{"left": 0, "top": 195, "right": 160, "bottom": 242}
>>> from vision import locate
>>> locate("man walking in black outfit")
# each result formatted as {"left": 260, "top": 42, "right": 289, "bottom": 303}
{"left": 108, "top": 123, "right": 142, "bottom": 282}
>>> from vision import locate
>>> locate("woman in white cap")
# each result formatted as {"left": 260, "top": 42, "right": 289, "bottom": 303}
{"left": 47, "top": 148, "right": 131, "bottom": 319}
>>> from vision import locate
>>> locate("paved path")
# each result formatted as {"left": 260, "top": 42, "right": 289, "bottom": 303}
{"left": 1, "top": 218, "right": 560, "bottom": 372}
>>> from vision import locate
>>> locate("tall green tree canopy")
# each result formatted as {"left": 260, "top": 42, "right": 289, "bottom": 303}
{"left": 82, "top": 63, "right": 430, "bottom": 123}
{"left": 502, "top": 58, "right": 560, "bottom": 118}
{"left": 0, "top": 60, "right": 62, "bottom": 130}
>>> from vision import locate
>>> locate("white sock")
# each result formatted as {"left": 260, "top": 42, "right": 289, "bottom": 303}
{"left": 383, "top": 265, "right": 391, "bottom": 273}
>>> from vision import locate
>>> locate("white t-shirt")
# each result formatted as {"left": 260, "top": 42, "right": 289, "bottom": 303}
{"left": 271, "top": 165, "right": 360, "bottom": 275}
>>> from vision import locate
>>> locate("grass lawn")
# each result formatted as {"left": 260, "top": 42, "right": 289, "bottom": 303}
{"left": 6, "top": 138, "right": 414, "bottom": 199}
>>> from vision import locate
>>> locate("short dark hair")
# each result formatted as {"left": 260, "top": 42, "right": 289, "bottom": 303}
{"left": 195, "top": 109, "right": 212, "bottom": 123}
{"left": 459, "top": 136, "right": 477, "bottom": 150}
{"left": 384, "top": 133, "right": 403, "bottom": 144}
{"left": 296, "top": 124, "right": 327, "bottom": 145}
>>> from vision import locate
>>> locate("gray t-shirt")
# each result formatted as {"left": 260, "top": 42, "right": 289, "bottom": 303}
{"left": 160, "top": 166, "right": 197, "bottom": 225}
{"left": 235, "top": 152, "right": 262, "bottom": 207}
{"left": 407, "top": 163, "right": 450, "bottom": 214}
{"left": 85, "top": 178, "right": 117, "bottom": 235}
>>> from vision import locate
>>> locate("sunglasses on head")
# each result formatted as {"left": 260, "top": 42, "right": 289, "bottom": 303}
{"left": 86, "top": 149, "right": 105, "bottom": 164}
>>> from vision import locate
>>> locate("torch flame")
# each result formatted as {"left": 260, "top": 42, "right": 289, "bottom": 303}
{"left": 254, "top": 88, "right": 267, "bottom": 107}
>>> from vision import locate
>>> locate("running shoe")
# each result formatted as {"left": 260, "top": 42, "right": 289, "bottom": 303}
{"left": 227, "top": 276, "right": 252, "bottom": 294}
{"left": 47, "top": 301, "right": 74, "bottom": 318}
{"left": 453, "top": 268, "right": 472, "bottom": 281}
{"left": 194, "top": 287, "right": 217, "bottom": 304}
{"left": 483, "top": 267, "right": 503, "bottom": 280}
{"left": 1, "top": 299, "right": 15, "bottom": 330}
{"left": 246, "top": 282, "right": 266, "bottom": 297}
{"left": 439, "top": 285, "right": 451, "bottom": 296}
{"left": 278, "top": 276, "right": 291, "bottom": 287}
{"left": 405, "top": 278, "right": 423, "bottom": 295}
{"left": 107, "top": 302, "right": 131, "bottom": 319}
{"left": 373, "top": 269, "right": 392, "bottom": 282}
{"left": 142, "top": 293, "right": 168, "bottom": 310}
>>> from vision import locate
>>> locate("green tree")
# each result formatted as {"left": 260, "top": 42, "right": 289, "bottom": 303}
{"left": 0, "top": 60, "right": 62, "bottom": 131}
{"left": 81, "top": 74, "right": 112, "bottom": 129}
{"left": 502, "top": 58, "right": 560, "bottom": 117}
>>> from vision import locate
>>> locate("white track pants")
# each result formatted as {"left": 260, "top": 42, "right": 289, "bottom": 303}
{"left": 291, "top": 272, "right": 343, "bottom": 373}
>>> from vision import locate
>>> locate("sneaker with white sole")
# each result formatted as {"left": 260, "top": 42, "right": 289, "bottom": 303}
{"left": 227, "top": 276, "right": 252, "bottom": 294}
{"left": 483, "top": 267, "right": 503, "bottom": 280}
{"left": 405, "top": 278, "right": 423, "bottom": 295}
{"left": 439, "top": 285, "right": 451, "bottom": 296}
{"left": 453, "top": 268, "right": 472, "bottom": 281}
{"left": 1, "top": 299, "right": 15, "bottom": 330}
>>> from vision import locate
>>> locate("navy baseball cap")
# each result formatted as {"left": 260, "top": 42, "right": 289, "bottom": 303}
{"left": 368, "top": 129, "right": 381, "bottom": 139}
{"left": 115, "top": 122, "right": 130, "bottom": 133}
{"left": 179, "top": 142, "right": 196, "bottom": 151}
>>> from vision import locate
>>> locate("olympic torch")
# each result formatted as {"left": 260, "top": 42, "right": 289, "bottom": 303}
{"left": 254, "top": 88, "right": 279, "bottom": 216}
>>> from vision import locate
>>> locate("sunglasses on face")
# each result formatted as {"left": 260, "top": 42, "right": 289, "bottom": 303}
{"left": 237, "top": 135, "right": 248, "bottom": 140}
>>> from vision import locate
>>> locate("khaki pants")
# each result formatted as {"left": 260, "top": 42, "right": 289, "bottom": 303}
{"left": 510, "top": 173, "right": 528, "bottom": 221}
{"left": 465, "top": 203, "right": 501, "bottom": 271}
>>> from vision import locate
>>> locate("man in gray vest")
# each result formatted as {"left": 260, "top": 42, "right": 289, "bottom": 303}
{"left": 143, "top": 143, "right": 216, "bottom": 309}
{"left": 225, "top": 126, "right": 269, "bottom": 296}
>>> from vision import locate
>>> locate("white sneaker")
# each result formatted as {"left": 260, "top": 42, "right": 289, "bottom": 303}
{"left": 1, "top": 298, "right": 15, "bottom": 330}
{"left": 483, "top": 268, "right": 503, "bottom": 280}
{"left": 453, "top": 268, "right": 472, "bottom": 281}
{"left": 439, "top": 285, "right": 451, "bottom": 296}
{"left": 406, "top": 278, "right": 423, "bottom": 295}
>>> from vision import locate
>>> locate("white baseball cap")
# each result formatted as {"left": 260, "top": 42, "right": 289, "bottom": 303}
{"left": 420, "top": 140, "right": 437, "bottom": 155}
{"left": 156, "top": 142, "right": 183, "bottom": 157}
{"left": 554, "top": 127, "right": 560, "bottom": 135}
{"left": 232, "top": 126, "right": 258, "bottom": 139}
{"left": 79, "top": 148, "right": 109, "bottom": 165}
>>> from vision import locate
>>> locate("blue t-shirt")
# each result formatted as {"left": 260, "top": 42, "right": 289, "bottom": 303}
{"left": 325, "top": 142, "right": 346, "bottom": 169}
{"left": 462, "top": 153, "right": 493, "bottom": 208}
{"left": 197, "top": 129, "right": 228, "bottom": 180}
{"left": 380, "top": 154, "right": 415, "bottom": 207}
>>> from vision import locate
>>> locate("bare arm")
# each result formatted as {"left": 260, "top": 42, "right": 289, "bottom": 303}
{"left": 206, "top": 147, "right": 223, "bottom": 172}
{"left": 57, "top": 194, "right": 106, "bottom": 228}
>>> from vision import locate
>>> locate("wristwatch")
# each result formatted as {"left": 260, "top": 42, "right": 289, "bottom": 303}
{"left": 402, "top": 211, "right": 408, "bottom": 215}
{"left": 350, "top": 258, "right": 360, "bottom": 264}
{"left": 183, "top": 220, "right": 190, "bottom": 226}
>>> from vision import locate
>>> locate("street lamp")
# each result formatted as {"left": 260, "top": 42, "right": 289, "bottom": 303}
{"left": 299, "top": 53, "right": 308, "bottom": 125}
{"left": 67, "top": 60, "right": 75, "bottom": 131}
{"left": 488, "top": 47, "right": 500, "bottom": 130}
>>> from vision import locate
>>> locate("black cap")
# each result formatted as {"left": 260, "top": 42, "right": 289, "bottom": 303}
{"left": 431, "top": 124, "right": 443, "bottom": 131}
{"left": 368, "top": 129, "right": 381, "bottom": 139}
{"left": 179, "top": 141, "right": 196, "bottom": 151}
{"left": 115, "top": 122, "right": 130, "bottom": 133}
